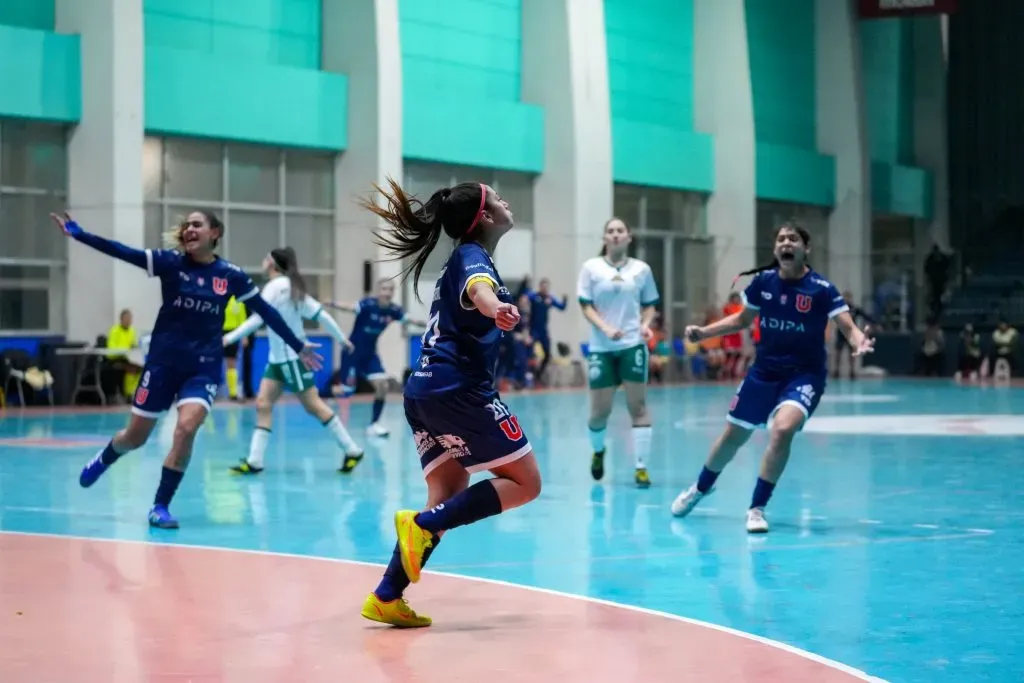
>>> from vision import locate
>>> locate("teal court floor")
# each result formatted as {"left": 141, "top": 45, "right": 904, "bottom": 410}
{"left": 0, "top": 379, "right": 1021, "bottom": 682}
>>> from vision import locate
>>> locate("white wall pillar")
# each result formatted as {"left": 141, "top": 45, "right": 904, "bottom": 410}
{"left": 56, "top": 0, "right": 146, "bottom": 340}
{"left": 521, "top": 0, "right": 613, "bottom": 350}
{"left": 912, "top": 16, "right": 949, "bottom": 252}
{"left": 322, "top": 0, "right": 404, "bottom": 376}
{"left": 693, "top": 0, "right": 756, "bottom": 306}
{"left": 815, "top": 0, "right": 871, "bottom": 299}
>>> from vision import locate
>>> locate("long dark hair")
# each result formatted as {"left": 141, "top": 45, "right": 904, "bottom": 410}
{"left": 361, "top": 177, "right": 489, "bottom": 300}
{"left": 269, "top": 246, "right": 306, "bottom": 302}
{"left": 600, "top": 217, "right": 631, "bottom": 256}
{"left": 735, "top": 221, "right": 811, "bottom": 280}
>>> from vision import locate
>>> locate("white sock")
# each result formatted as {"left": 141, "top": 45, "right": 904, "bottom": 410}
{"left": 632, "top": 426, "right": 652, "bottom": 469}
{"left": 248, "top": 427, "right": 271, "bottom": 468}
{"left": 588, "top": 426, "right": 607, "bottom": 453}
{"left": 325, "top": 414, "right": 360, "bottom": 453}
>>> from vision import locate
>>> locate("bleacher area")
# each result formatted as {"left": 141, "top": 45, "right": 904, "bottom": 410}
{"left": 942, "top": 228, "right": 1024, "bottom": 330}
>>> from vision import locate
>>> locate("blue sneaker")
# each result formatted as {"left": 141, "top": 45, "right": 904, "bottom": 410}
{"left": 148, "top": 505, "right": 179, "bottom": 529}
{"left": 79, "top": 452, "right": 110, "bottom": 488}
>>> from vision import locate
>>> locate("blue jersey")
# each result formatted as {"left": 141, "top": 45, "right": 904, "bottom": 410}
{"left": 742, "top": 268, "right": 848, "bottom": 376}
{"left": 527, "top": 291, "right": 566, "bottom": 337}
{"left": 405, "top": 242, "right": 513, "bottom": 397}
{"left": 146, "top": 249, "right": 260, "bottom": 369}
{"left": 350, "top": 297, "right": 405, "bottom": 353}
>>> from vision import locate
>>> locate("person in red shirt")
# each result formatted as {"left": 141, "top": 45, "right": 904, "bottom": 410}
{"left": 721, "top": 293, "right": 744, "bottom": 378}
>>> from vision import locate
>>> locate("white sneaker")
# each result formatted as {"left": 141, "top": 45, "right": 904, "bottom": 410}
{"left": 746, "top": 507, "right": 769, "bottom": 533}
{"left": 366, "top": 422, "right": 390, "bottom": 437}
{"left": 670, "top": 484, "right": 711, "bottom": 518}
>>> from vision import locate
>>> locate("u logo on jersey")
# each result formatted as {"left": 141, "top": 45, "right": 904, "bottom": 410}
{"left": 212, "top": 277, "right": 228, "bottom": 295}
{"left": 795, "top": 294, "right": 812, "bottom": 313}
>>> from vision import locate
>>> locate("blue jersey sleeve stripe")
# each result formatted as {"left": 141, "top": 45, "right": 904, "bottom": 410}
{"left": 740, "top": 292, "right": 760, "bottom": 310}
{"left": 237, "top": 286, "right": 260, "bottom": 303}
{"left": 828, "top": 304, "right": 850, "bottom": 319}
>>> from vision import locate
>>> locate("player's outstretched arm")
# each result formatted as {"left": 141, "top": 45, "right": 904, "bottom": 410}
{"left": 315, "top": 310, "right": 354, "bottom": 353}
{"left": 223, "top": 314, "right": 264, "bottom": 347}
{"left": 833, "top": 310, "right": 875, "bottom": 356}
{"left": 326, "top": 301, "right": 357, "bottom": 313}
{"left": 50, "top": 212, "right": 148, "bottom": 270}
{"left": 687, "top": 308, "right": 757, "bottom": 343}
{"left": 248, "top": 295, "right": 323, "bottom": 370}
{"left": 468, "top": 280, "right": 520, "bottom": 332}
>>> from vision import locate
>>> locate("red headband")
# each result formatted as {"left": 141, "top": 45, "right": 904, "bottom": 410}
{"left": 465, "top": 183, "right": 487, "bottom": 235}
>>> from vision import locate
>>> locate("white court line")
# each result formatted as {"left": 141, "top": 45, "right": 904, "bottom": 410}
{"left": 913, "top": 523, "right": 940, "bottom": 530}
{"left": 0, "top": 529, "right": 885, "bottom": 682}
{"left": 858, "top": 519, "right": 882, "bottom": 525}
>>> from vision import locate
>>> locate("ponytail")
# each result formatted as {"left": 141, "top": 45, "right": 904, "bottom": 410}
{"left": 362, "top": 177, "right": 490, "bottom": 301}
{"left": 269, "top": 246, "right": 306, "bottom": 302}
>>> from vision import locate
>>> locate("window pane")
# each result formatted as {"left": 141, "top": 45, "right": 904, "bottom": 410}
{"left": 228, "top": 144, "right": 280, "bottom": 204}
{"left": 225, "top": 209, "right": 280, "bottom": 269}
{"left": 613, "top": 185, "right": 642, "bottom": 228}
{"left": 285, "top": 213, "right": 334, "bottom": 271}
{"left": 1, "top": 121, "right": 67, "bottom": 191}
{"left": 142, "top": 137, "right": 164, "bottom": 200}
{"left": 144, "top": 203, "right": 165, "bottom": 249}
{"left": 494, "top": 171, "right": 534, "bottom": 225}
{"left": 164, "top": 138, "right": 223, "bottom": 201}
{"left": 285, "top": 151, "right": 334, "bottom": 209}
{"left": 0, "top": 286, "right": 49, "bottom": 330}
{"left": 0, "top": 192, "right": 66, "bottom": 260}
{"left": 405, "top": 162, "right": 454, "bottom": 201}
{"left": 645, "top": 188, "right": 673, "bottom": 231}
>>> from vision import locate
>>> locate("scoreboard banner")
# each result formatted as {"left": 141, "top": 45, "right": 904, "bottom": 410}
{"left": 857, "top": 0, "right": 957, "bottom": 19}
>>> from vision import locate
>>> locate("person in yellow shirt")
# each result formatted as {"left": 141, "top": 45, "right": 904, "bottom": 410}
{"left": 223, "top": 295, "right": 247, "bottom": 400}
{"left": 106, "top": 309, "right": 142, "bottom": 399}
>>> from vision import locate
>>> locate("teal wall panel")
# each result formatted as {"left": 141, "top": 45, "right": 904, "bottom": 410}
{"left": 146, "top": 47, "right": 346, "bottom": 150}
{"left": 861, "top": 19, "right": 914, "bottom": 164}
{"left": 0, "top": 0, "right": 54, "bottom": 30}
{"left": 144, "top": 0, "right": 321, "bottom": 69}
{"left": 399, "top": 0, "right": 542, "bottom": 172}
{"left": 0, "top": 25, "right": 79, "bottom": 122}
{"left": 605, "top": 0, "right": 713, "bottom": 191}
{"left": 756, "top": 143, "right": 835, "bottom": 207}
{"left": 745, "top": 0, "right": 833, "bottom": 205}
{"left": 871, "top": 162, "right": 932, "bottom": 219}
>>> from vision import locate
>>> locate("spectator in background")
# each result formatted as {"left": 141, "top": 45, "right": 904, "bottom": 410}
{"left": 915, "top": 319, "right": 945, "bottom": 377}
{"left": 720, "top": 293, "right": 744, "bottom": 378}
{"left": 924, "top": 244, "right": 951, "bottom": 318}
{"left": 957, "top": 323, "right": 982, "bottom": 380}
{"left": 528, "top": 277, "right": 567, "bottom": 385}
{"left": 104, "top": 308, "right": 142, "bottom": 401}
{"left": 222, "top": 295, "right": 247, "bottom": 401}
{"left": 240, "top": 300, "right": 259, "bottom": 400}
{"left": 990, "top": 318, "right": 1019, "bottom": 375}
{"left": 646, "top": 314, "right": 669, "bottom": 383}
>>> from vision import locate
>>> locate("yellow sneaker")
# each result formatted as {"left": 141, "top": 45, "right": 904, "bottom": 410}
{"left": 361, "top": 592, "right": 431, "bottom": 628}
{"left": 634, "top": 467, "right": 651, "bottom": 489}
{"left": 394, "top": 510, "right": 434, "bottom": 583}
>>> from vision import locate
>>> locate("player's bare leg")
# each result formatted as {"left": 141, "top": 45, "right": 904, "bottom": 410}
{"left": 149, "top": 402, "right": 207, "bottom": 529}
{"left": 79, "top": 413, "right": 157, "bottom": 488}
{"left": 623, "top": 380, "right": 652, "bottom": 487}
{"left": 587, "top": 387, "right": 615, "bottom": 480}
{"left": 671, "top": 421, "right": 753, "bottom": 518}
{"left": 745, "top": 404, "right": 803, "bottom": 533}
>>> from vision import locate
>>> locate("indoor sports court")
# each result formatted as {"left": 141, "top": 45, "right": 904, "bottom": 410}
{"left": 0, "top": 379, "right": 1018, "bottom": 683}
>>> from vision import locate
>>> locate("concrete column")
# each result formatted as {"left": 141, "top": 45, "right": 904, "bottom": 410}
{"left": 693, "top": 0, "right": 757, "bottom": 304}
{"left": 56, "top": 0, "right": 146, "bottom": 339}
{"left": 815, "top": 0, "right": 871, "bottom": 298}
{"left": 521, "top": 0, "right": 613, "bottom": 349}
{"left": 322, "top": 0, "right": 405, "bottom": 377}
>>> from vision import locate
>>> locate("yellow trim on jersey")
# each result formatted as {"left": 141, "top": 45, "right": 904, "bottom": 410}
{"left": 465, "top": 274, "right": 497, "bottom": 293}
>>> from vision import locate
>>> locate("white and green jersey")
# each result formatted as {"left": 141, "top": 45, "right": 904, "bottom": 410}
{"left": 258, "top": 275, "right": 322, "bottom": 363}
{"left": 577, "top": 256, "right": 660, "bottom": 352}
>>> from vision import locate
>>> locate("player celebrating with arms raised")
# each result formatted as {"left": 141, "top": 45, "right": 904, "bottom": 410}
{"left": 671, "top": 222, "right": 873, "bottom": 533}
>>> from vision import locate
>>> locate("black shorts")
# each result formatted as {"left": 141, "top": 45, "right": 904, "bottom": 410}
{"left": 223, "top": 342, "right": 240, "bottom": 359}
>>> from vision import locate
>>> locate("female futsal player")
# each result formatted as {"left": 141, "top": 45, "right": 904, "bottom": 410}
{"left": 358, "top": 179, "right": 542, "bottom": 628}
{"left": 223, "top": 247, "right": 365, "bottom": 475}
{"left": 578, "top": 218, "right": 660, "bottom": 488}
{"left": 670, "top": 222, "right": 874, "bottom": 533}
{"left": 328, "top": 279, "right": 424, "bottom": 437}
{"left": 57, "top": 211, "right": 320, "bottom": 528}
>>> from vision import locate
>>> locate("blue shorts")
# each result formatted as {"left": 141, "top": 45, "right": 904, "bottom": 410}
{"left": 727, "top": 366, "right": 825, "bottom": 430}
{"left": 405, "top": 387, "right": 532, "bottom": 477}
{"left": 131, "top": 364, "right": 220, "bottom": 418}
{"left": 340, "top": 350, "right": 386, "bottom": 387}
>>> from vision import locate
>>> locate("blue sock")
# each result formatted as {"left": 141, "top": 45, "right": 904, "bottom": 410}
{"left": 375, "top": 535, "right": 441, "bottom": 602}
{"left": 696, "top": 466, "right": 720, "bottom": 494}
{"left": 414, "top": 479, "right": 503, "bottom": 534}
{"left": 750, "top": 477, "right": 776, "bottom": 509}
{"left": 372, "top": 398, "right": 385, "bottom": 423}
{"left": 99, "top": 440, "right": 123, "bottom": 466}
{"left": 153, "top": 467, "right": 185, "bottom": 507}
